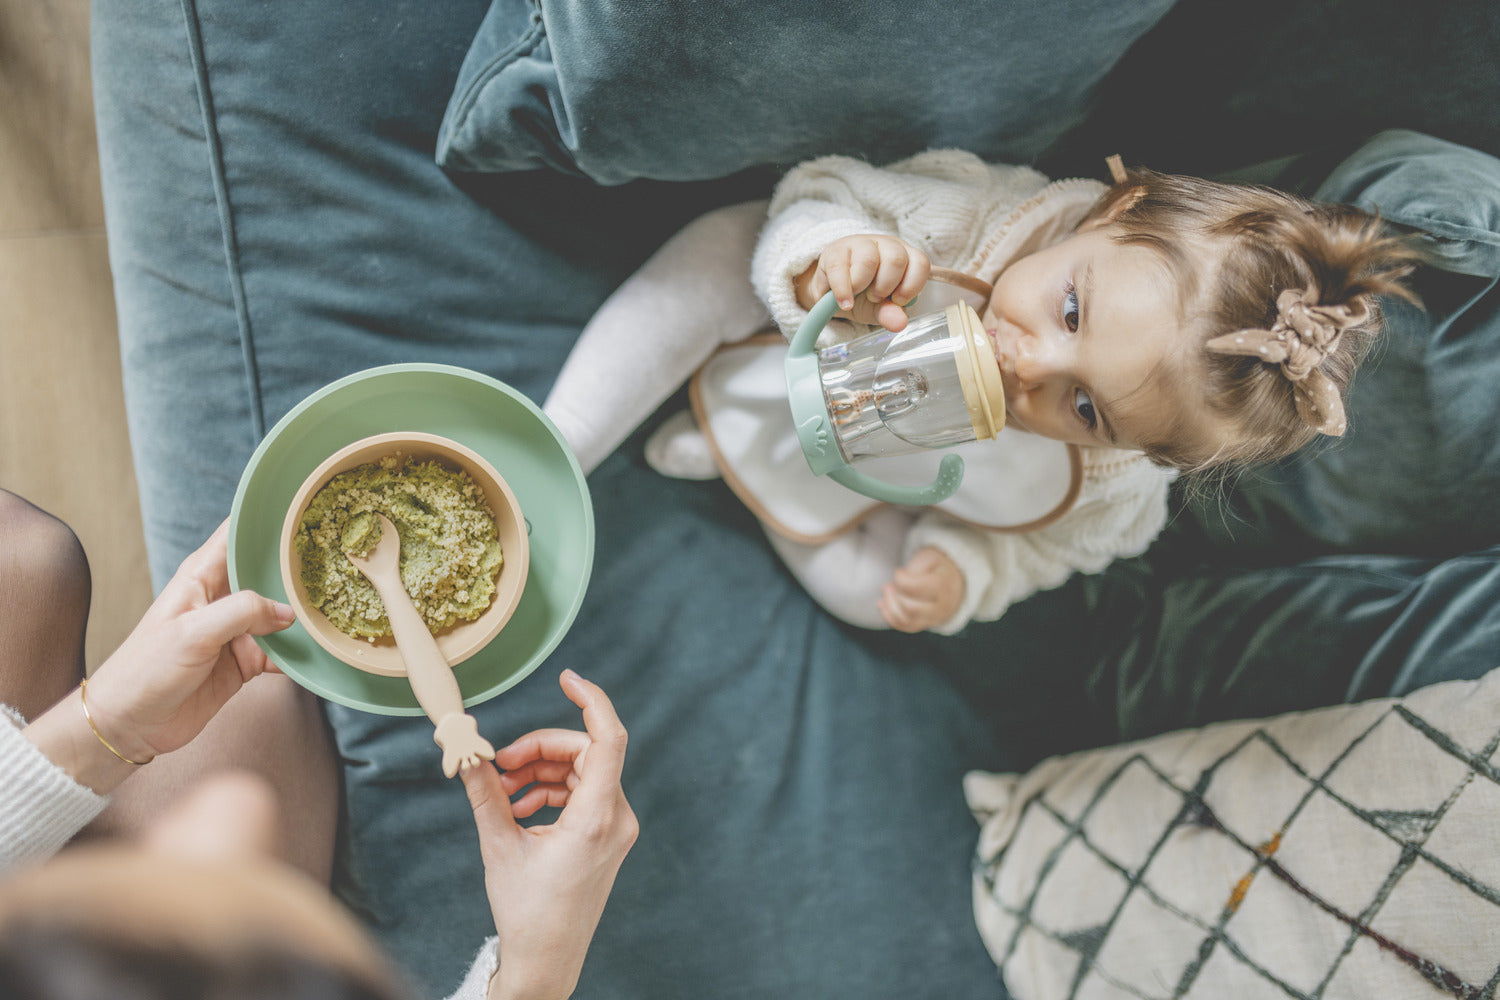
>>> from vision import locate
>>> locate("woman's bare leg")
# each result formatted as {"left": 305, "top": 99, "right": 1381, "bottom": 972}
{"left": 92, "top": 672, "right": 341, "bottom": 882}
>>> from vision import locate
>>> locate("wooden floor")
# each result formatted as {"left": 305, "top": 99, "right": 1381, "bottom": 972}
{"left": 1, "top": 0, "right": 153, "bottom": 669}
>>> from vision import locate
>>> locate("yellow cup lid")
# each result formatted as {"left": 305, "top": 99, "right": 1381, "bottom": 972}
{"left": 947, "top": 303, "right": 1006, "bottom": 440}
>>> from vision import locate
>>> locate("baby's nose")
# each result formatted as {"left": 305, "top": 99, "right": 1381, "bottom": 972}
{"left": 1013, "top": 333, "right": 1061, "bottom": 389}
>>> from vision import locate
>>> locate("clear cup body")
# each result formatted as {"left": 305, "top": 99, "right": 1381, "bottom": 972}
{"left": 817, "top": 310, "right": 978, "bottom": 462}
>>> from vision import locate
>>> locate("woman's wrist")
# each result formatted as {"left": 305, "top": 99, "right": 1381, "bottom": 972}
{"left": 79, "top": 676, "right": 155, "bottom": 766}
{"left": 488, "top": 974, "right": 567, "bottom": 1000}
{"left": 22, "top": 686, "right": 147, "bottom": 796}
{"left": 487, "top": 954, "right": 576, "bottom": 1000}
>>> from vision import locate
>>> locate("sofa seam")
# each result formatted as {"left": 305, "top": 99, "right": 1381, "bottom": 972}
{"left": 180, "top": 0, "right": 266, "bottom": 441}
{"left": 1391, "top": 213, "right": 1500, "bottom": 251}
{"left": 447, "top": 0, "right": 547, "bottom": 135}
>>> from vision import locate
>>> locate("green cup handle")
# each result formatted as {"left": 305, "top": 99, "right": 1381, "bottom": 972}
{"left": 829, "top": 455, "right": 965, "bottom": 506}
{"left": 788, "top": 289, "right": 840, "bottom": 359}
{"left": 787, "top": 292, "right": 967, "bottom": 506}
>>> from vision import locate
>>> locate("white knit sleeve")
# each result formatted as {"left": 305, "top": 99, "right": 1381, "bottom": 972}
{"left": 906, "top": 453, "right": 1174, "bottom": 633}
{"left": 750, "top": 151, "right": 1049, "bottom": 337}
{"left": 0, "top": 704, "right": 110, "bottom": 872}
{"left": 751, "top": 173, "right": 892, "bottom": 337}
{"left": 442, "top": 937, "right": 500, "bottom": 1000}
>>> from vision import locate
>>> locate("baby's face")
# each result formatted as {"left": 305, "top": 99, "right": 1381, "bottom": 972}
{"left": 983, "top": 225, "right": 1222, "bottom": 454}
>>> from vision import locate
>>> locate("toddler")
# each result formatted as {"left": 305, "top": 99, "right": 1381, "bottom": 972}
{"left": 543, "top": 150, "right": 1422, "bottom": 634}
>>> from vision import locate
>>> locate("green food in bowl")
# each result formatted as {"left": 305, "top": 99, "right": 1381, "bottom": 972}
{"left": 296, "top": 454, "right": 504, "bottom": 638}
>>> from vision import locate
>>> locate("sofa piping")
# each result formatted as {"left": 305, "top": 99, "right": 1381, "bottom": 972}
{"left": 180, "top": 0, "right": 266, "bottom": 441}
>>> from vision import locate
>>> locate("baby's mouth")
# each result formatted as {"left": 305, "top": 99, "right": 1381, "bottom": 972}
{"left": 984, "top": 326, "right": 1012, "bottom": 376}
{"left": 984, "top": 328, "right": 1022, "bottom": 424}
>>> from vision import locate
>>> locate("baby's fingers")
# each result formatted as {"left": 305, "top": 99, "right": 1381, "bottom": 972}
{"left": 892, "top": 245, "right": 930, "bottom": 306}
{"left": 874, "top": 300, "right": 911, "bottom": 333}
{"left": 821, "top": 246, "right": 857, "bottom": 310}
{"left": 891, "top": 565, "right": 942, "bottom": 601}
{"left": 842, "top": 241, "right": 884, "bottom": 309}
{"left": 866, "top": 239, "right": 929, "bottom": 307}
{"left": 878, "top": 585, "right": 920, "bottom": 633}
{"left": 867, "top": 240, "right": 912, "bottom": 303}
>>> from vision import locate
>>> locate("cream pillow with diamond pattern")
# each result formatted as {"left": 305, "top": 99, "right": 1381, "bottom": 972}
{"left": 967, "top": 669, "right": 1500, "bottom": 1000}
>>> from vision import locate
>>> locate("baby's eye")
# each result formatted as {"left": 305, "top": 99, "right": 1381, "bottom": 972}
{"left": 1063, "top": 284, "right": 1080, "bottom": 333}
{"left": 1073, "top": 387, "right": 1097, "bottom": 429}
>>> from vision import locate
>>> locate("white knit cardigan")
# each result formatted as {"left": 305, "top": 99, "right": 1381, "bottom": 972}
{"left": 751, "top": 150, "right": 1176, "bottom": 632}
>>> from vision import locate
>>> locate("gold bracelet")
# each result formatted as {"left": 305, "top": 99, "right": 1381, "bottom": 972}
{"left": 78, "top": 677, "right": 150, "bottom": 766}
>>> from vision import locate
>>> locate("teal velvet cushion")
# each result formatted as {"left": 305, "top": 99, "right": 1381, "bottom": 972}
{"left": 1173, "top": 130, "right": 1500, "bottom": 562}
{"left": 435, "top": 0, "right": 1178, "bottom": 184}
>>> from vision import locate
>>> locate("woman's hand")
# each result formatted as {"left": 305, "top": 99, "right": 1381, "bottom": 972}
{"left": 22, "top": 520, "right": 295, "bottom": 795}
{"left": 77, "top": 520, "right": 295, "bottom": 764}
{"left": 878, "top": 546, "right": 965, "bottom": 633}
{"left": 461, "top": 670, "right": 638, "bottom": 1000}
{"left": 794, "top": 234, "right": 931, "bottom": 332}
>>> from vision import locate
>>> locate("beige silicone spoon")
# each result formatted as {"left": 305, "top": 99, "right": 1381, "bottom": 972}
{"left": 345, "top": 512, "right": 496, "bottom": 778}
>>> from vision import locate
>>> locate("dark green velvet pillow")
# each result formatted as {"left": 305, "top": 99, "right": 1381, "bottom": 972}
{"left": 435, "top": 0, "right": 1177, "bottom": 184}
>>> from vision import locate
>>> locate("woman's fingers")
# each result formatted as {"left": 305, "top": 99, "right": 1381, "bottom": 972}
{"left": 228, "top": 631, "right": 275, "bottom": 680}
{"left": 486, "top": 672, "right": 631, "bottom": 836}
{"left": 559, "top": 670, "right": 628, "bottom": 788}
{"left": 173, "top": 520, "right": 234, "bottom": 604}
{"left": 181, "top": 519, "right": 231, "bottom": 574}
{"left": 553, "top": 670, "right": 635, "bottom": 827}
{"left": 461, "top": 759, "right": 519, "bottom": 841}
{"left": 494, "top": 728, "right": 591, "bottom": 769}
{"left": 499, "top": 759, "right": 578, "bottom": 796}
{"left": 510, "top": 784, "right": 574, "bottom": 819}
{"left": 184, "top": 589, "right": 296, "bottom": 660}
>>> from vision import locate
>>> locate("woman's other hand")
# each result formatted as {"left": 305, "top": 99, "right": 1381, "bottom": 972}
{"left": 795, "top": 234, "right": 930, "bottom": 332}
{"left": 461, "top": 670, "right": 638, "bottom": 1000}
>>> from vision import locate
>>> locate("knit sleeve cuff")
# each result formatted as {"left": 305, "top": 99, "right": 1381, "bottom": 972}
{"left": 904, "top": 517, "right": 996, "bottom": 636}
{"left": 0, "top": 703, "right": 110, "bottom": 871}
{"left": 751, "top": 206, "right": 890, "bottom": 338}
{"left": 443, "top": 936, "right": 500, "bottom": 1000}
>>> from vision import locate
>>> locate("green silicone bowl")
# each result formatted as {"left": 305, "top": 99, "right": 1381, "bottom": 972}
{"left": 227, "top": 364, "right": 594, "bottom": 716}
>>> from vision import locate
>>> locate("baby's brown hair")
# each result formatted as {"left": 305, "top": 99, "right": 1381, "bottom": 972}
{"left": 1081, "top": 165, "right": 1427, "bottom": 472}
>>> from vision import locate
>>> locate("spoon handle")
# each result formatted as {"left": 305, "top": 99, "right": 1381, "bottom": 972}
{"left": 370, "top": 577, "right": 468, "bottom": 727}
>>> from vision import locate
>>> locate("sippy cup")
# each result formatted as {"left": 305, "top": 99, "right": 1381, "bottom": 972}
{"left": 785, "top": 279, "right": 1006, "bottom": 505}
